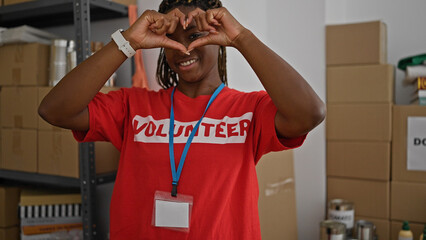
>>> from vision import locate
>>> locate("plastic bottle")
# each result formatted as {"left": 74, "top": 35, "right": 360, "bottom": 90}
{"left": 399, "top": 221, "right": 413, "bottom": 240}
{"left": 420, "top": 224, "right": 426, "bottom": 240}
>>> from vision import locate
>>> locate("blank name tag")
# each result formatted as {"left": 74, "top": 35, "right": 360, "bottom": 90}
{"left": 155, "top": 200, "right": 189, "bottom": 228}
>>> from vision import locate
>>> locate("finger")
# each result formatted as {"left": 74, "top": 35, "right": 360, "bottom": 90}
{"left": 149, "top": 17, "right": 164, "bottom": 32}
{"left": 155, "top": 19, "right": 172, "bottom": 35}
{"left": 162, "top": 38, "right": 188, "bottom": 54}
{"left": 193, "top": 14, "right": 203, "bottom": 31}
{"left": 187, "top": 37, "right": 212, "bottom": 51}
{"left": 167, "top": 16, "right": 179, "bottom": 34}
{"left": 206, "top": 9, "right": 221, "bottom": 26}
{"left": 186, "top": 8, "right": 205, "bottom": 28}
{"left": 197, "top": 13, "right": 217, "bottom": 33}
{"left": 168, "top": 8, "right": 186, "bottom": 30}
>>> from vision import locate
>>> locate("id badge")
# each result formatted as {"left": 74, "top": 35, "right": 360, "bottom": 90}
{"left": 152, "top": 190, "right": 193, "bottom": 232}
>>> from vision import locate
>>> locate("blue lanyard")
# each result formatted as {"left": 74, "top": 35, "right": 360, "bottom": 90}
{"left": 169, "top": 83, "right": 225, "bottom": 197}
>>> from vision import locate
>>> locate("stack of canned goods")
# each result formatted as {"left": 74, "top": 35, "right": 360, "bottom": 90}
{"left": 320, "top": 199, "right": 377, "bottom": 240}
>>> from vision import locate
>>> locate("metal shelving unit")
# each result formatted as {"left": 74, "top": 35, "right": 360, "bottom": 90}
{"left": 0, "top": 0, "right": 127, "bottom": 28}
{"left": 0, "top": 1, "right": 127, "bottom": 239}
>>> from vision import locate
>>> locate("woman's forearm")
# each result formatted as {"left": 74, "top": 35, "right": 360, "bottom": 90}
{"left": 38, "top": 41, "right": 127, "bottom": 130}
{"left": 233, "top": 29, "right": 326, "bottom": 138}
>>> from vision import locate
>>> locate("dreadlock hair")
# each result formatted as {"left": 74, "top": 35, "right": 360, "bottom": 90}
{"left": 156, "top": 0, "right": 228, "bottom": 89}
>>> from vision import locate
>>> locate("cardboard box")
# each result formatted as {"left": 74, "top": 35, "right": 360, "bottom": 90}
{"left": 327, "top": 177, "right": 389, "bottom": 219}
{"left": 0, "top": 227, "right": 19, "bottom": 240}
{"left": 327, "top": 64, "right": 394, "bottom": 103}
{"left": 0, "top": 186, "right": 20, "bottom": 228}
{"left": 326, "top": 21, "right": 387, "bottom": 66}
{"left": 0, "top": 43, "right": 49, "bottom": 86}
{"left": 38, "top": 87, "right": 120, "bottom": 130}
{"left": 110, "top": 0, "right": 136, "bottom": 5}
{"left": 1, "top": 87, "right": 38, "bottom": 129}
{"left": 327, "top": 141, "right": 390, "bottom": 180}
{"left": 392, "top": 105, "right": 426, "bottom": 183}
{"left": 391, "top": 181, "right": 426, "bottom": 223}
{"left": 326, "top": 103, "right": 392, "bottom": 141}
{"left": 19, "top": 189, "right": 82, "bottom": 238}
{"left": 391, "top": 221, "right": 425, "bottom": 240}
{"left": 38, "top": 130, "right": 119, "bottom": 178}
{"left": 1, "top": 129, "right": 37, "bottom": 172}
{"left": 3, "top": 0, "right": 32, "bottom": 5}
{"left": 355, "top": 216, "right": 390, "bottom": 240}
{"left": 257, "top": 150, "right": 297, "bottom": 240}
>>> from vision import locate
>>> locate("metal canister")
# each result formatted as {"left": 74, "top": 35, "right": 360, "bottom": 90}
{"left": 328, "top": 199, "right": 355, "bottom": 236}
{"left": 320, "top": 220, "right": 346, "bottom": 240}
{"left": 66, "top": 40, "right": 77, "bottom": 73}
{"left": 353, "top": 220, "right": 375, "bottom": 240}
{"left": 49, "top": 39, "right": 68, "bottom": 86}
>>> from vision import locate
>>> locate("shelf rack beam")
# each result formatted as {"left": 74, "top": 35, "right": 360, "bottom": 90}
{"left": 74, "top": 0, "right": 97, "bottom": 239}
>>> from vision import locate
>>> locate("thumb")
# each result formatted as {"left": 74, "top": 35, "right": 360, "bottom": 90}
{"left": 161, "top": 38, "right": 188, "bottom": 54}
{"left": 187, "top": 37, "right": 211, "bottom": 52}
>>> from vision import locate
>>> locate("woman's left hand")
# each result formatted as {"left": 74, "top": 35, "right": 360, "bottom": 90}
{"left": 185, "top": 7, "right": 246, "bottom": 51}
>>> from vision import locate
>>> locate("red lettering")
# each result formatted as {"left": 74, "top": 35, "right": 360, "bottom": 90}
{"left": 155, "top": 124, "right": 167, "bottom": 137}
{"left": 174, "top": 125, "right": 184, "bottom": 137}
{"left": 201, "top": 123, "right": 214, "bottom": 137}
{"left": 134, "top": 122, "right": 148, "bottom": 135}
{"left": 145, "top": 121, "right": 156, "bottom": 137}
{"left": 227, "top": 123, "right": 239, "bottom": 137}
{"left": 184, "top": 125, "right": 199, "bottom": 137}
{"left": 215, "top": 122, "right": 226, "bottom": 138}
{"left": 239, "top": 119, "right": 250, "bottom": 136}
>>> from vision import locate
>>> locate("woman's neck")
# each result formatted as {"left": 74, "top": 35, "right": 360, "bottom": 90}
{"left": 177, "top": 79, "right": 223, "bottom": 98}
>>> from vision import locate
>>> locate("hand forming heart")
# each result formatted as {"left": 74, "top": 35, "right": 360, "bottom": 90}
{"left": 123, "top": 7, "right": 246, "bottom": 54}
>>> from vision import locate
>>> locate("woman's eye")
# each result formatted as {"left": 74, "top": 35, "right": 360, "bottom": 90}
{"left": 189, "top": 32, "right": 206, "bottom": 40}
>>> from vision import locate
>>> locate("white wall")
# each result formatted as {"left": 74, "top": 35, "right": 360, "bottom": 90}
{"left": 139, "top": 1, "right": 327, "bottom": 239}
{"left": 326, "top": 0, "right": 426, "bottom": 105}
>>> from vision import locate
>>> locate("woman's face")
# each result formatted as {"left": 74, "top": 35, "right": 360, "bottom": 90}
{"left": 164, "top": 6, "right": 220, "bottom": 84}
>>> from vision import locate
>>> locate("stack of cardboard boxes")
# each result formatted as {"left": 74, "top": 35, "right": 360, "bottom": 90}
{"left": 325, "top": 21, "right": 394, "bottom": 239}
{"left": 326, "top": 20, "right": 426, "bottom": 239}
{"left": 0, "top": 42, "right": 120, "bottom": 178}
{"left": 390, "top": 105, "right": 426, "bottom": 239}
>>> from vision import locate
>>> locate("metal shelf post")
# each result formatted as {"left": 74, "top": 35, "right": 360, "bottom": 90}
{"left": 74, "top": 0, "right": 97, "bottom": 239}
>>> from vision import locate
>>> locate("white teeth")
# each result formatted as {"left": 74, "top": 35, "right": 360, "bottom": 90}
{"left": 180, "top": 59, "right": 196, "bottom": 67}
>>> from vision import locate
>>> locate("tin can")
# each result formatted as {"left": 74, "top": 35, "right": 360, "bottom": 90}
{"left": 320, "top": 220, "right": 346, "bottom": 240}
{"left": 353, "top": 220, "right": 375, "bottom": 240}
{"left": 328, "top": 199, "right": 355, "bottom": 236}
{"left": 66, "top": 40, "right": 77, "bottom": 73}
{"left": 49, "top": 39, "right": 68, "bottom": 86}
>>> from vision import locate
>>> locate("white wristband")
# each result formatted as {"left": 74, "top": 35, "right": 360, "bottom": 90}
{"left": 111, "top": 29, "right": 136, "bottom": 58}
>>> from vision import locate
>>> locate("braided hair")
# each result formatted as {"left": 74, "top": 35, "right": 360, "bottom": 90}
{"left": 156, "top": 0, "right": 228, "bottom": 89}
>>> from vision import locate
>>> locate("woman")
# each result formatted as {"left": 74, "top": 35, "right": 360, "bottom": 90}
{"left": 39, "top": 0, "right": 325, "bottom": 239}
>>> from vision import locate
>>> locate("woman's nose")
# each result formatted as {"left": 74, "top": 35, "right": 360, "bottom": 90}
{"left": 176, "top": 37, "right": 190, "bottom": 49}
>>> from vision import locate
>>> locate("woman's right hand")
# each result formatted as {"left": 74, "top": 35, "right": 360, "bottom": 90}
{"left": 123, "top": 9, "right": 188, "bottom": 54}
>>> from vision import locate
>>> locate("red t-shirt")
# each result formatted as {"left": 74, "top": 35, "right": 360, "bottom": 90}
{"left": 73, "top": 86, "right": 306, "bottom": 239}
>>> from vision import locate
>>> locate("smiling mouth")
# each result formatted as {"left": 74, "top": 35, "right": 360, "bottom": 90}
{"left": 179, "top": 59, "right": 197, "bottom": 67}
